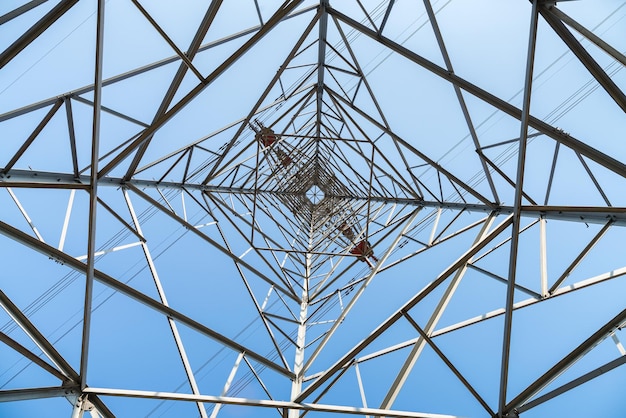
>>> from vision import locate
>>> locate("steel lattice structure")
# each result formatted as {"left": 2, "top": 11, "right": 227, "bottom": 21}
{"left": 1, "top": 1, "right": 625, "bottom": 417}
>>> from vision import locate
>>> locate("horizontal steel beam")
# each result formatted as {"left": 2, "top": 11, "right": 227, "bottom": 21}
{"left": 0, "top": 385, "right": 79, "bottom": 403}
{"left": 3, "top": 169, "right": 626, "bottom": 225}
{"left": 83, "top": 386, "right": 461, "bottom": 418}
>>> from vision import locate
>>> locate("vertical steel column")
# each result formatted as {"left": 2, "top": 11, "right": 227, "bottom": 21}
{"left": 289, "top": 227, "right": 312, "bottom": 418}
{"left": 498, "top": 1, "right": 539, "bottom": 415}
{"left": 79, "top": 0, "right": 105, "bottom": 393}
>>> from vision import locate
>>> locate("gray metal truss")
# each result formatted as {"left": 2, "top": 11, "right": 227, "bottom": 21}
{"left": 0, "top": 1, "right": 624, "bottom": 417}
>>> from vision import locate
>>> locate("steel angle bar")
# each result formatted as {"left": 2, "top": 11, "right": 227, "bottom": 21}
{"left": 466, "top": 264, "right": 542, "bottom": 300}
{"left": 517, "top": 354, "right": 626, "bottom": 414}
{"left": 84, "top": 386, "right": 464, "bottom": 418}
{"left": 325, "top": 86, "right": 495, "bottom": 207}
{"left": 210, "top": 352, "right": 245, "bottom": 418}
{"left": 58, "top": 188, "right": 73, "bottom": 251}
{"left": 124, "top": 0, "right": 223, "bottom": 180}
{"left": 307, "top": 202, "right": 395, "bottom": 300}
{"left": 6, "top": 187, "right": 45, "bottom": 242}
{"left": 539, "top": 218, "right": 548, "bottom": 297}
{"left": 548, "top": 219, "right": 613, "bottom": 294}
{"left": 0, "top": 326, "right": 67, "bottom": 382}
{"left": 380, "top": 212, "right": 492, "bottom": 274}
{"left": 379, "top": 213, "right": 497, "bottom": 410}
{"left": 127, "top": 183, "right": 299, "bottom": 301}
{"left": 2, "top": 98, "right": 64, "bottom": 173}
{"left": 359, "top": 261, "right": 626, "bottom": 367}
{"left": 98, "top": 0, "right": 305, "bottom": 179}
{"left": 65, "top": 99, "right": 80, "bottom": 177}
{"left": 70, "top": 95, "right": 150, "bottom": 128}
{"left": 480, "top": 155, "right": 537, "bottom": 205}
{"left": 575, "top": 152, "right": 612, "bottom": 206}
{"left": 320, "top": 83, "right": 422, "bottom": 198}
{"left": 0, "top": 6, "right": 319, "bottom": 124}
{"left": 402, "top": 312, "right": 494, "bottom": 416}
{"left": 203, "top": 4, "right": 320, "bottom": 183}
{"left": 206, "top": 193, "right": 300, "bottom": 297}
{"left": 296, "top": 213, "right": 513, "bottom": 402}
{"left": 0, "top": 290, "right": 73, "bottom": 383}
{"left": 504, "top": 307, "right": 626, "bottom": 415}
{"left": 0, "top": 219, "right": 294, "bottom": 379}
{"left": 327, "top": 6, "right": 626, "bottom": 180}
{"left": 97, "top": 196, "right": 145, "bottom": 242}
{"left": 547, "top": 5, "right": 626, "bottom": 67}
{"left": 539, "top": 5, "right": 626, "bottom": 113}
{"left": 301, "top": 358, "right": 353, "bottom": 418}
{"left": 434, "top": 265, "right": 626, "bottom": 338}
{"left": 0, "top": 385, "right": 80, "bottom": 403}
{"left": 422, "top": 0, "right": 499, "bottom": 203}
{"left": 79, "top": 0, "right": 105, "bottom": 390}
{"left": 123, "top": 191, "right": 208, "bottom": 418}
{"left": 315, "top": 1, "right": 329, "bottom": 152}
{"left": 377, "top": 0, "right": 396, "bottom": 35}
{"left": 0, "top": 0, "right": 48, "bottom": 25}
{"left": 0, "top": 0, "right": 78, "bottom": 69}
{"left": 0, "top": 291, "right": 115, "bottom": 417}
{"left": 519, "top": 206, "right": 626, "bottom": 226}
{"left": 242, "top": 356, "right": 279, "bottom": 412}
{"left": 612, "top": 334, "right": 626, "bottom": 356}
{"left": 499, "top": 2, "right": 539, "bottom": 411}
{"left": 210, "top": 215, "right": 292, "bottom": 370}
{"left": 130, "top": 0, "right": 205, "bottom": 81}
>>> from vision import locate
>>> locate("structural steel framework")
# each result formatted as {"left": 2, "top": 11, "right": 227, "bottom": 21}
{"left": 0, "top": 1, "right": 625, "bottom": 417}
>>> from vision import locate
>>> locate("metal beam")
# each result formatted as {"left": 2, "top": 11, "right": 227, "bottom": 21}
{"left": 2, "top": 98, "right": 64, "bottom": 173}
{"left": 0, "top": 219, "right": 295, "bottom": 379}
{"left": 539, "top": 5, "right": 626, "bottom": 113}
{"left": 547, "top": 5, "right": 626, "bottom": 67}
{"left": 296, "top": 213, "right": 513, "bottom": 402}
{"left": 422, "top": 0, "right": 499, "bottom": 204}
{"left": 83, "top": 386, "right": 464, "bottom": 418}
{"left": 0, "top": 330, "right": 67, "bottom": 381}
{"left": 4, "top": 169, "right": 626, "bottom": 226}
{"left": 517, "top": 354, "right": 626, "bottom": 414}
{"left": 302, "top": 209, "right": 420, "bottom": 375}
{"left": 0, "top": 5, "right": 319, "bottom": 123}
{"left": 498, "top": 2, "right": 539, "bottom": 413}
{"left": 0, "top": 289, "right": 76, "bottom": 381}
{"left": 0, "top": 0, "right": 78, "bottom": 69}
{"left": 380, "top": 213, "right": 496, "bottom": 410}
{"left": 127, "top": 183, "right": 299, "bottom": 301}
{"left": 327, "top": 6, "right": 626, "bottom": 180}
{"left": 97, "top": 0, "right": 305, "bottom": 179}
{"left": 79, "top": 0, "right": 105, "bottom": 391}
{"left": 504, "top": 307, "right": 626, "bottom": 415}
{"left": 0, "top": 386, "right": 80, "bottom": 403}
{"left": 0, "top": 0, "right": 48, "bottom": 26}
{"left": 123, "top": 0, "right": 224, "bottom": 180}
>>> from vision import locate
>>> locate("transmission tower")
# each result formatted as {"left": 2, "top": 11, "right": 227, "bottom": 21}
{"left": 1, "top": 1, "right": 625, "bottom": 417}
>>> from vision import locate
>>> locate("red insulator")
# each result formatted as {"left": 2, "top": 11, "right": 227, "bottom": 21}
{"left": 276, "top": 148, "right": 292, "bottom": 167}
{"left": 257, "top": 127, "right": 277, "bottom": 147}
{"left": 350, "top": 240, "right": 377, "bottom": 263}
